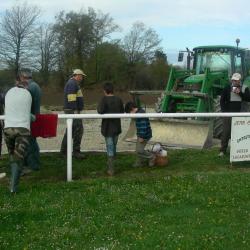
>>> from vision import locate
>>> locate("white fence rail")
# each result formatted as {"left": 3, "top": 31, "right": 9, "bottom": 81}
{"left": 1, "top": 112, "right": 250, "bottom": 181}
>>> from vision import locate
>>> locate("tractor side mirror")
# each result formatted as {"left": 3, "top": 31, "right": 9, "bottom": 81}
{"left": 178, "top": 52, "right": 184, "bottom": 62}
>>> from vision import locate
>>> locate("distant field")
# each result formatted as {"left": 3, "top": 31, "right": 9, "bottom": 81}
{"left": 0, "top": 149, "right": 250, "bottom": 249}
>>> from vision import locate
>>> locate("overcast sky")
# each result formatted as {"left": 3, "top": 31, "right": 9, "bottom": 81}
{"left": 1, "top": 0, "right": 250, "bottom": 62}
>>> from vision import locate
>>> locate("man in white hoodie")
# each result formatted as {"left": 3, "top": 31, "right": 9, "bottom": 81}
{"left": 4, "top": 73, "right": 33, "bottom": 193}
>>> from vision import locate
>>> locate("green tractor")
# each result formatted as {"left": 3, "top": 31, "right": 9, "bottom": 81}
{"left": 126, "top": 42, "right": 250, "bottom": 148}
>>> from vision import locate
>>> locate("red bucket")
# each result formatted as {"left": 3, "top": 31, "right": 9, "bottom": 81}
{"left": 31, "top": 114, "right": 58, "bottom": 138}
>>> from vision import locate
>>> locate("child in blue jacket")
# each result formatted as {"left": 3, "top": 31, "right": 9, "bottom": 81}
{"left": 125, "top": 101, "right": 154, "bottom": 167}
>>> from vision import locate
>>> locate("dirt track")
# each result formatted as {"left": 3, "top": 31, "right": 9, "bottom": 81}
{"left": 1, "top": 86, "right": 159, "bottom": 154}
{"left": 34, "top": 87, "right": 158, "bottom": 152}
{"left": 38, "top": 110, "right": 136, "bottom": 152}
{"left": 1, "top": 110, "right": 137, "bottom": 154}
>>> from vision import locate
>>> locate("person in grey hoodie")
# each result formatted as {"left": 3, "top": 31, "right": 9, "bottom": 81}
{"left": 4, "top": 73, "right": 33, "bottom": 193}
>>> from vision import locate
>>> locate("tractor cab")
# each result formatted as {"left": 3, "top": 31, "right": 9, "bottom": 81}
{"left": 193, "top": 46, "right": 247, "bottom": 78}
{"left": 167, "top": 45, "right": 250, "bottom": 115}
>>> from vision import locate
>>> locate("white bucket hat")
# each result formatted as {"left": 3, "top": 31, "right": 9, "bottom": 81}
{"left": 73, "top": 69, "right": 87, "bottom": 76}
{"left": 231, "top": 73, "right": 241, "bottom": 81}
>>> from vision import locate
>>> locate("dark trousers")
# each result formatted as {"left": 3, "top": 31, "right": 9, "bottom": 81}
{"left": 135, "top": 139, "right": 154, "bottom": 163}
{"left": 60, "top": 118, "right": 83, "bottom": 154}
{"left": 220, "top": 117, "right": 232, "bottom": 154}
{"left": 0, "top": 122, "right": 2, "bottom": 156}
{"left": 24, "top": 137, "right": 40, "bottom": 170}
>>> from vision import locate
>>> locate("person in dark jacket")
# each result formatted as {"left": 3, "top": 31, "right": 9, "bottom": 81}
{"left": 20, "top": 70, "right": 41, "bottom": 172}
{"left": 219, "top": 72, "right": 250, "bottom": 156}
{"left": 97, "top": 82, "right": 124, "bottom": 176}
{"left": 60, "top": 69, "right": 86, "bottom": 159}
{"left": 0, "top": 89, "right": 4, "bottom": 157}
{"left": 125, "top": 101, "right": 154, "bottom": 167}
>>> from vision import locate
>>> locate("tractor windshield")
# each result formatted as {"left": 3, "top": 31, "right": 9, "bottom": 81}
{"left": 196, "top": 51, "right": 231, "bottom": 75}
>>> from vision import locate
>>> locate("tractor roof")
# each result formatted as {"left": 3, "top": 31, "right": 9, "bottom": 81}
{"left": 193, "top": 45, "right": 245, "bottom": 51}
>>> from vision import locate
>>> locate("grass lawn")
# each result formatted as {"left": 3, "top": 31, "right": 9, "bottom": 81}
{"left": 0, "top": 148, "right": 250, "bottom": 249}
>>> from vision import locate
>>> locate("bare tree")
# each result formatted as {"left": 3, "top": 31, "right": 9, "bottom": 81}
{"left": 0, "top": 3, "right": 40, "bottom": 75}
{"left": 35, "top": 24, "right": 57, "bottom": 84}
{"left": 123, "top": 22, "right": 161, "bottom": 64}
{"left": 88, "top": 7, "right": 120, "bottom": 82}
{"left": 88, "top": 8, "right": 120, "bottom": 43}
{"left": 53, "top": 9, "right": 120, "bottom": 83}
{"left": 53, "top": 10, "right": 95, "bottom": 74}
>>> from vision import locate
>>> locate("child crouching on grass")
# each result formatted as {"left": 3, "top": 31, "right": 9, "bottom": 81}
{"left": 125, "top": 101, "right": 155, "bottom": 167}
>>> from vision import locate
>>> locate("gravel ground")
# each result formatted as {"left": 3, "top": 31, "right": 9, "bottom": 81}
{"left": 1, "top": 108, "right": 220, "bottom": 154}
{"left": 1, "top": 110, "right": 136, "bottom": 154}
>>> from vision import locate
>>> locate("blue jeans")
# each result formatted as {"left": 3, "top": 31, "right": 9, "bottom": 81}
{"left": 105, "top": 136, "right": 118, "bottom": 157}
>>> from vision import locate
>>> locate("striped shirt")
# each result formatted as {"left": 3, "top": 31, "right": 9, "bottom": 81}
{"left": 135, "top": 108, "right": 152, "bottom": 140}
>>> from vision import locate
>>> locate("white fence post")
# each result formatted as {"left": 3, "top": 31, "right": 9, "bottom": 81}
{"left": 67, "top": 118, "right": 73, "bottom": 182}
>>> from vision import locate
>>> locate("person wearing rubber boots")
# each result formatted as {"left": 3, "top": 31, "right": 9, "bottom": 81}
{"left": 4, "top": 73, "right": 33, "bottom": 193}
{"left": 60, "top": 69, "right": 86, "bottom": 159}
{"left": 0, "top": 89, "right": 4, "bottom": 157}
{"left": 97, "top": 82, "right": 124, "bottom": 176}
{"left": 125, "top": 101, "right": 155, "bottom": 167}
{"left": 21, "top": 70, "right": 41, "bottom": 172}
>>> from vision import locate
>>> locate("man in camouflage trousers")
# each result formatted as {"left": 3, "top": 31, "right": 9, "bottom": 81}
{"left": 60, "top": 69, "right": 86, "bottom": 159}
{"left": 4, "top": 73, "right": 33, "bottom": 193}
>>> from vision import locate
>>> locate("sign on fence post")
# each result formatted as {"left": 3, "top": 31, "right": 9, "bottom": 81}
{"left": 230, "top": 117, "right": 250, "bottom": 162}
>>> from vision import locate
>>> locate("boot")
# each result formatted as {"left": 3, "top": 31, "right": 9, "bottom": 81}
{"left": 107, "top": 156, "right": 114, "bottom": 176}
{"left": 20, "top": 166, "right": 32, "bottom": 176}
{"left": 10, "top": 162, "right": 21, "bottom": 193}
{"left": 73, "top": 151, "right": 86, "bottom": 159}
{"left": 148, "top": 155, "right": 156, "bottom": 167}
